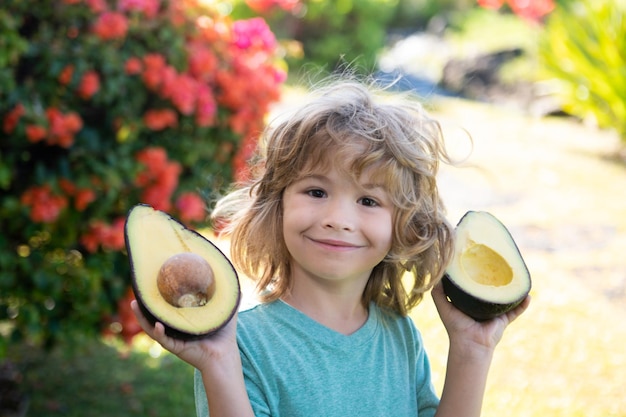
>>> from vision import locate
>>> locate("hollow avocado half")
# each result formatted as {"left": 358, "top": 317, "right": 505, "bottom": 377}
{"left": 124, "top": 204, "right": 240, "bottom": 340}
{"left": 442, "top": 211, "right": 531, "bottom": 321}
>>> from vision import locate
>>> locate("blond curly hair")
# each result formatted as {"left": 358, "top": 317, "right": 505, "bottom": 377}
{"left": 212, "top": 77, "right": 456, "bottom": 316}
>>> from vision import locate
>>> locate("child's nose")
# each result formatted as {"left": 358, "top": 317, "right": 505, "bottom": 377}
{"left": 322, "top": 198, "right": 355, "bottom": 231}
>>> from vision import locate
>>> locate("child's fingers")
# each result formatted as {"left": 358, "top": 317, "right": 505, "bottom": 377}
{"left": 130, "top": 300, "right": 180, "bottom": 351}
{"left": 503, "top": 295, "right": 531, "bottom": 325}
{"left": 130, "top": 299, "right": 162, "bottom": 339}
{"left": 431, "top": 282, "right": 454, "bottom": 317}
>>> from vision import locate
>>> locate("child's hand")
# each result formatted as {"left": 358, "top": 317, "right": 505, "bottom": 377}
{"left": 431, "top": 282, "right": 530, "bottom": 356}
{"left": 130, "top": 300, "right": 239, "bottom": 372}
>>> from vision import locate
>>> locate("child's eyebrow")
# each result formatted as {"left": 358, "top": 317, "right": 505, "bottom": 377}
{"left": 360, "top": 180, "right": 388, "bottom": 191}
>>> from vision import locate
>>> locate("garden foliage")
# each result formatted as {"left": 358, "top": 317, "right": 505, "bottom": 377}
{"left": 0, "top": 0, "right": 285, "bottom": 348}
{"left": 539, "top": 0, "right": 626, "bottom": 142}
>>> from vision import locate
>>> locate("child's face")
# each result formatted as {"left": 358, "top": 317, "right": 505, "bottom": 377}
{"left": 281, "top": 162, "right": 393, "bottom": 290}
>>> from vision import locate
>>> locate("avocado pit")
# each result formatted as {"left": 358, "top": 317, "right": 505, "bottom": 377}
{"left": 157, "top": 252, "right": 216, "bottom": 308}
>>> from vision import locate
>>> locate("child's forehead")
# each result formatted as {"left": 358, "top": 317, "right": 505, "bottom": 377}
{"left": 296, "top": 150, "right": 391, "bottom": 187}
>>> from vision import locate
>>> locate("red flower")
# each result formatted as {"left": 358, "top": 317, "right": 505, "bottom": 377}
{"left": 3, "top": 103, "right": 25, "bottom": 134}
{"left": 176, "top": 192, "right": 206, "bottom": 223}
{"left": 477, "top": 0, "right": 504, "bottom": 8}
{"left": 20, "top": 184, "right": 68, "bottom": 223}
{"left": 46, "top": 108, "right": 83, "bottom": 148}
{"left": 92, "top": 11, "right": 129, "bottom": 41}
{"left": 25, "top": 125, "right": 47, "bottom": 143}
{"left": 58, "top": 65, "right": 74, "bottom": 85}
{"left": 59, "top": 178, "right": 97, "bottom": 211}
{"left": 77, "top": 70, "right": 100, "bottom": 100}
{"left": 135, "top": 147, "right": 181, "bottom": 211}
{"left": 187, "top": 43, "right": 218, "bottom": 80}
{"left": 142, "top": 53, "right": 166, "bottom": 90}
{"left": 169, "top": 74, "right": 197, "bottom": 115}
{"left": 102, "top": 217, "right": 125, "bottom": 250}
{"left": 157, "top": 66, "right": 179, "bottom": 102}
{"left": 86, "top": 0, "right": 108, "bottom": 13}
{"left": 118, "top": 0, "right": 160, "bottom": 18}
{"left": 135, "top": 147, "right": 167, "bottom": 186}
{"left": 74, "top": 188, "right": 96, "bottom": 211}
{"left": 245, "top": 0, "right": 300, "bottom": 13}
{"left": 80, "top": 218, "right": 125, "bottom": 253}
{"left": 59, "top": 178, "right": 77, "bottom": 195}
{"left": 195, "top": 85, "right": 217, "bottom": 127}
{"left": 143, "top": 109, "right": 178, "bottom": 131}
{"left": 124, "top": 57, "right": 143, "bottom": 75}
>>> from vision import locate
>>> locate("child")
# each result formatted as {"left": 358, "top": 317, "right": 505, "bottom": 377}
{"left": 132, "top": 77, "right": 530, "bottom": 417}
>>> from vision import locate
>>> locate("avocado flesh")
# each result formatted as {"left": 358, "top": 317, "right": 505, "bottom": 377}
{"left": 443, "top": 211, "right": 530, "bottom": 321}
{"left": 125, "top": 204, "right": 240, "bottom": 340}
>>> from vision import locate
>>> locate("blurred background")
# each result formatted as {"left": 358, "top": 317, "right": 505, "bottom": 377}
{"left": 1, "top": 0, "right": 624, "bottom": 416}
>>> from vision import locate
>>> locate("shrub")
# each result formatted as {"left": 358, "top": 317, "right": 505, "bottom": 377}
{"left": 538, "top": 0, "right": 626, "bottom": 143}
{"left": 0, "top": 0, "right": 285, "bottom": 349}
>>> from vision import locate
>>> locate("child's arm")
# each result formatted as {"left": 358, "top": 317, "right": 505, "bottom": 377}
{"left": 430, "top": 283, "right": 530, "bottom": 417}
{"left": 131, "top": 301, "right": 255, "bottom": 417}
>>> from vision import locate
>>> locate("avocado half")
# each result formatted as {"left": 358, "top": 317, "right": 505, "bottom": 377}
{"left": 442, "top": 211, "right": 531, "bottom": 321}
{"left": 124, "top": 204, "right": 240, "bottom": 340}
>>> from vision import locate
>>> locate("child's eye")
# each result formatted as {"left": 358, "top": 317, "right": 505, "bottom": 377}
{"left": 359, "top": 197, "right": 379, "bottom": 207}
{"left": 307, "top": 189, "right": 326, "bottom": 198}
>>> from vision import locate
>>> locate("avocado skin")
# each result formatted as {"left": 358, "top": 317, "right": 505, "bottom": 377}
{"left": 441, "top": 274, "right": 525, "bottom": 321}
{"left": 132, "top": 293, "right": 239, "bottom": 340}
{"left": 124, "top": 203, "right": 241, "bottom": 341}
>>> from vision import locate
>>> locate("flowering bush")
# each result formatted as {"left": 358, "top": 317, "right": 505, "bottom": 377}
{"left": 231, "top": 0, "right": 399, "bottom": 73}
{"left": 477, "top": 0, "right": 555, "bottom": 22}
{"left": 0, "top": 0, "right": 285, "bottom": 347}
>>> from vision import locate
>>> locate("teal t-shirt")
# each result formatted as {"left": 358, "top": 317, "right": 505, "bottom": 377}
{"left": 195, "top": 300, "right": 439, "bottom": 417}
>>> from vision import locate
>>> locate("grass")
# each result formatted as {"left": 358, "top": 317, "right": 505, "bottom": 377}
{"left": 6, "top": 336, "right": 195, "bottom": 417}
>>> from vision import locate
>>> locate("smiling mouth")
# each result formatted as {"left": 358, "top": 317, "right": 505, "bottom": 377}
{"left": 310, "top": 238, "right": 359, "bottom": 249}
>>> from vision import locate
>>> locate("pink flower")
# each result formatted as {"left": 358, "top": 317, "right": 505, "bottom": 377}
{"left": 508, "top": 0, "right": 554, "bottom": 21}
{"left": 92, "top": 12, "right": 129, "bottom": 41}
{"left": 176, "top": 192, "right": 206, "bottom": 223}
{"left": 232, "top": 17, "right": 276, "bottom": 51}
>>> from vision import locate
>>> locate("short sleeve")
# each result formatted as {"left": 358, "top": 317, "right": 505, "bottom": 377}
{"left": 194, "top": 369, "right": 209, "bottom": 417}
